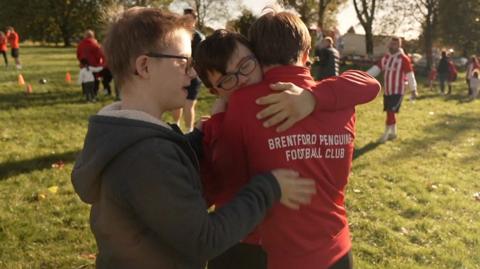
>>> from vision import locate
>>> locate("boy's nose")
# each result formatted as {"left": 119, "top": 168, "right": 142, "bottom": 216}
{"left": 238, "top": 73, "right": 249, "bottom": 86}
{"left": 188, "top": 67, "right": 197, "bottom": 78}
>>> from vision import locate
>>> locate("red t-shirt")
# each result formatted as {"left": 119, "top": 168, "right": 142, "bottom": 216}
{"left": 200, "top": 112, "right": 225, "bottom": 207}
{"left": 203, "top": 66, "right": 380, "bottom": 268}
{"left": 76, "top": 38, "right": 105, "bottom": 67}
{"left": 0, "top": 35, "right": 7, "bottom": 51}
{"left": 428, "top": 69, "right": 437, "bottom": 81}
{"left": 6, "top": 31, "right": 19, "bottom": 49}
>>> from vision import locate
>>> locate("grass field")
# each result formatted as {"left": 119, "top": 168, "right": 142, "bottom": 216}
{"left": 0, "top": 46, "right": 479, "bottom": 269}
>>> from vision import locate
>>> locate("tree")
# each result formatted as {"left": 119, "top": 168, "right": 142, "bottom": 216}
{"left": 171, "top": 0, "right": 239, "bottom": 31}
{"left": 415, "top": 0, "right": 439, "bottom": 71}
{"left": 229, "top": 9, "right": 257, "bottom": 37}
{"left": 353, "top": 0, "right": 377, "bottom": 55}
{"left": 280, "top": 0, "right": 317, "bottom": 27}
{"left": 45, "top": 0, "right": 104, "bottom": 46}
{"left": 0, "top": 0, "right": 106, "bottom": 46}
{"left": 114, "top": 0, "right": 173, "bottom": 8}
{"left": 317, "top": 0, "right": 347, "bottom": 29}
{"left": 438, "top": 0, "right": 480, "bottom": 56}
{"left": 318, "top": 0, "right": 334, "bottom": 29}
{"left": 278, "top": 0, "right": 346, "bottom": 29}
{"left": 0, "top": 0, "right": 174, "bottom": 46}
{"left": 372, "top": 1, "right": 416, "bottom": 37}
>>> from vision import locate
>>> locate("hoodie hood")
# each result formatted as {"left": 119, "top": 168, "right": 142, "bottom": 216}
{"left": 71, "top": 103, "right": 186, "bottom": 204}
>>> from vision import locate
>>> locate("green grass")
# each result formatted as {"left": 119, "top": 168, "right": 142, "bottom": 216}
{"left": 0, "top": 46, "right": 479, "bottom": 269}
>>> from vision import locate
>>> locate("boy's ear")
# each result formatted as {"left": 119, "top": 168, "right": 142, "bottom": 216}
{"left": 135, "top": 55, "right": 150, "bottom": 78}
{"left": 302, "top": 48, "right": 311, "bottom": 66}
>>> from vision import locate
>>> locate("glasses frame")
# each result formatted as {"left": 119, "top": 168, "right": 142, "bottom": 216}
{"left": 145, "top": 52, "right": 193, "bottom": 75}
{"left": 215, "top": 55, "right": 257, "bottom": 91}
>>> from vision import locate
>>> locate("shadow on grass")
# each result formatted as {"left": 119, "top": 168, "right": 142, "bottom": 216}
{"left": 0, "top": 90, "right": 85, "bottom": 110}
{"left": 353, "top": 112, "right": 478, "bottom": 161}
{"left": 441, "top": 92, "right": 471, "bottom": 103}
{"left": 414, "top": 93, "right": 441, "bottom": 101}
{"left": 0, "top": 150, "right": 79, "bottom": 181}
{"left": 354, "top": 141, "right": 382, "bottom": 160}
{"left": 413, "top": 92, "right": 465, "bottom": 102}
{"left": 387, "top": 113, "right": 479, "bottom": 161}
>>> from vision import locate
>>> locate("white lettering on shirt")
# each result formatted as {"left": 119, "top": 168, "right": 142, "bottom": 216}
{"left": 266, "top": 133, "right": 353, "bottom": 161}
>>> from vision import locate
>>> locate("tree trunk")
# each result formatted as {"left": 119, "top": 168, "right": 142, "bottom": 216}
{"left": 365, "top": 28, "right": 374, "bottom": 56}
{"left": 424, "top": 23, "right": 433, "bottom": 72}
{"left": 62, "top": 33, "right": 72, "bottom": 47}
{"left": 61, "top": 24, "right": 71, "bottom": 47}
{"left": 318, "top": 0, "right": 327, "bottom": 29}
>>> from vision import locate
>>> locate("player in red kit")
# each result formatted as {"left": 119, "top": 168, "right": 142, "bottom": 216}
{"left": 367, "top": 37, "right": 418, "bottom": 143}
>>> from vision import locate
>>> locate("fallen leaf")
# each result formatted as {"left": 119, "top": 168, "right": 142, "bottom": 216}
{"left": 51, "top": 161, "right": 65, "bottom": 169}
{"left": 48, "top": 186, "right": 59, "bottom": 194}
{"left": 427, "top": 184, "right": 438, "bottom": 191}
{"left": 80, "top": 253, "right": 96, "bottom": 260}
{"left": 36, "top": 193, "right": 46, "bottom": 201}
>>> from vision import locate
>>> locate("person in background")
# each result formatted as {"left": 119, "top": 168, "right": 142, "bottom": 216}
{"left": 76, "top": 29, "right": 105, "bottom": 97}
{"left": 428, "top": 66, "right": 437, "bottom": 91}
{"left": 436, "top": 50, "right": 453, "bottom": 95}
{"left": 468, "top": 69, "right": 479, "bottom": 100}
{"left": 78, "top": 58, "right": 103, "bottom": 102}
{"left": 368, "top": 37, "right": 418, "bottom": 143}
{"left": 6, "top": 26, "right": 21, "bottom": 69}
{"left": 314, "top": 36, "right": 340, "bottom": 81}
{"left": 99, "top": 63, "right": 115, "bottom": 97}
{"left": 466, "top": 55, "right": 480, "bottom": 96}
{"left": 0, "top": 31, "right": 8, "bottom": 67}
{"left": 172, "top": 8, "right": 204, "bottom": 132}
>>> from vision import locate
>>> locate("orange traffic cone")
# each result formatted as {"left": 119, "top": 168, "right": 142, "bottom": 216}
{"left": 25, "top": 83, "right": 32, "bottom": 94}
{"left": 65, "top": 72, "right": 71, "bottom": 83}
{"left": 18, "top": 74, "right": 25, "bottom": 86}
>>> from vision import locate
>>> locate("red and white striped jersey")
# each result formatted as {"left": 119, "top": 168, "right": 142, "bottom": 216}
{"left": 377, "top": 51, "right": 413, "bottom": 95}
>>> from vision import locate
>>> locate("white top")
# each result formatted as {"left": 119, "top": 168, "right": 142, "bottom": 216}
{"left": 466, "top": 63, "right": 478, "bottom": 79}
{"left": 78, "top": 66, "right": 103, "bottom": 84}
{"left": 471, "top": 77, "right": 480, "bottom": 91}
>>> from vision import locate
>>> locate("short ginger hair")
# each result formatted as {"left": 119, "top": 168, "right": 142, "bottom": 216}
{"left": 102, "top": 7, "right": 188, "bottom": 88}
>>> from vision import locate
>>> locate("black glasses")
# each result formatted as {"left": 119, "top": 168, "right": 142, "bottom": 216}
{"left": 145, "top": 52, "right": 194, "bottom": 75}
{"left": 215, "top": 55, "right": 257, "bottom": 91}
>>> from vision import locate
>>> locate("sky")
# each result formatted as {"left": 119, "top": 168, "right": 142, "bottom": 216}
{"left": 170, "top": 0, "right": 421, "bottom": 39}
{"left": 241, "top": 0, "right": 421, "bottom": 39}
{"left": 242, "top": 0, "right": 358, "bottom": 34}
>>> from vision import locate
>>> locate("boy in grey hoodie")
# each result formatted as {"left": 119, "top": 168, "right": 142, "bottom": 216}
{"left": 71, "top": 7, "right": 315, "bottom": 269}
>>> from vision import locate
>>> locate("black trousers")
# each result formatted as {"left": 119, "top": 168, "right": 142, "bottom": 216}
{"left": 208, "top": 243, "right": 266, "bottom": 269}
{"left": 93, "top": 74, "right": 100, "bottom": 96}
{"left": 329, "top": 250, "right": 353, "bottom": 269}
{"left": 100, "top": 68, "right": 113, "bottom": 95}
{"left": 1, "top": 51, "right": 7, "bottom": 66}
{"left": 208, "top": 244, "right": 353, "bottom": 269}
{"left": 82, "top": 82, "right": 95, "bottom": 101}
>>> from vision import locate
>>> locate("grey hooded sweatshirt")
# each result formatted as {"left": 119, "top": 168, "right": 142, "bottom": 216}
{"left": 71, "top": 103, "right": 281, "bottom": 269}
